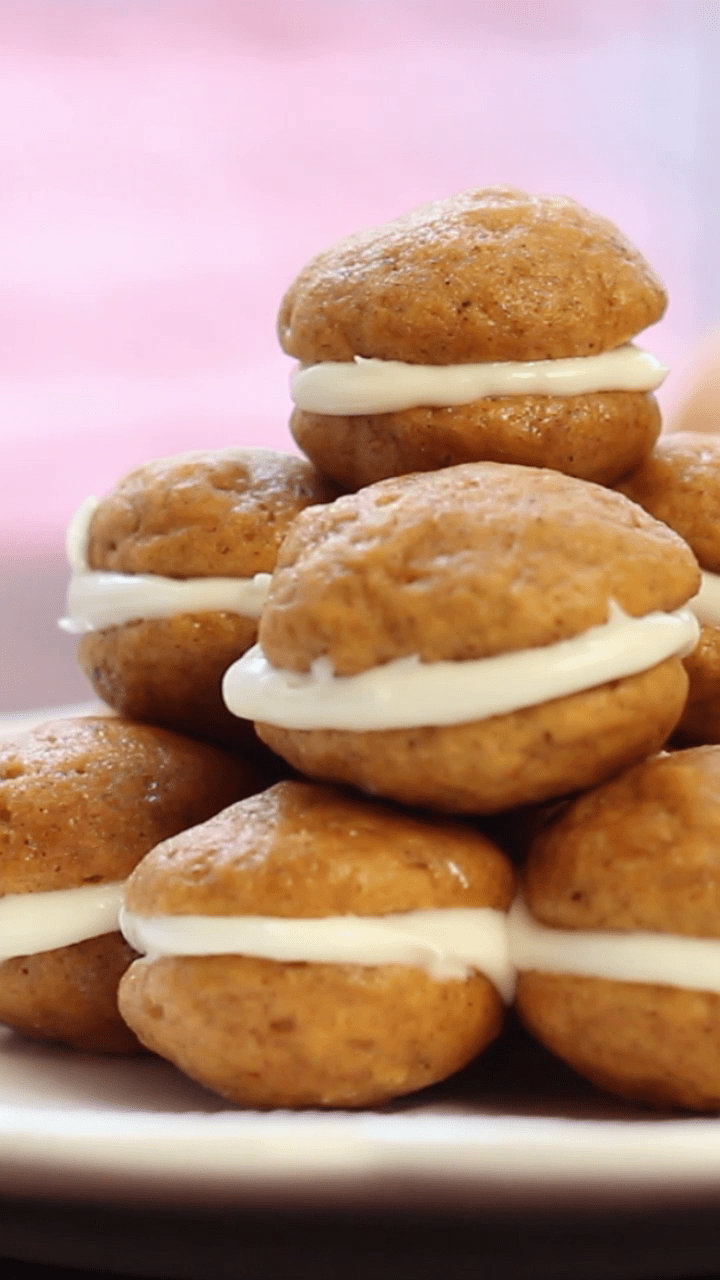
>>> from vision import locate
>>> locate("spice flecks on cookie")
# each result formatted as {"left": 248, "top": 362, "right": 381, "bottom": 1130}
{"left": 63, "top": 448, "right": 339, "bottom": 752}
{"left": 224, "top": 461, "right": 700, "bottom": 814}
{"left": 118, "top": 779, "right": 516, "bottom": 1107}
{"left": 281, "top": 187, "right": 667, "bottom": 488}
{"left": 514, "top": 746, "right": 720, "bottom": 1111}
{"left": 0, "top": 715, "right": 265, "bottom": 1052}
{"left": 617, "top": 432, "right": 720, "bottom": 745}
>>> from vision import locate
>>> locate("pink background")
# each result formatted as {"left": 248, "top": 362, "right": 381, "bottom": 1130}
{"left": 1, "top": 0, "right": 718, "bottom": 707}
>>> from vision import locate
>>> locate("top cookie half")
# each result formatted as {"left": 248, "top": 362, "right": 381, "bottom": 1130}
{"left": 279, "top": 188, "right": 666, "bottom": 365}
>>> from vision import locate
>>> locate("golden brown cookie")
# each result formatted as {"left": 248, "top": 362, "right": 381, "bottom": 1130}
{"left": 224, "top": 462, "right": 700, "bottom": 813}
{"left": 0, "top": 715, "right": 265, "bottom": 1052}
{"left": 617, "top": 433, "right": 720, "bottom": 744}
{"left": 66, "top": 448, "right": 339, "bottom": 752}
{"left": 513, "top": 746, "right": 720, "bottom": 1110}
{"left": 118, "top": 779, "right": 516, "bottom": 1107}
{"left": 281, "top": 188, "right": 667, "bottom": 489}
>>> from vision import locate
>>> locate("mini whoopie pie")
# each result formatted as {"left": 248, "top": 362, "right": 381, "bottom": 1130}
{"left": 62, "top": 448, "right": 339, "bottom": 752}
{"left": 117, "top": 779, "right": 516, "bottom": 1108}
{"left": 617, "top": 432, "right": 720, "bottom": 744}
{"left": 511, "top": 746, "right": 720, "bottom": 1111}
{"left": 281, "top": 188, "right": 667, "bottom": 490}
{"left": 0, "top": 716, "right": 264, "bottom": 1052}
{"left": 223, "top": 461, "right": 700, "bottom": 814}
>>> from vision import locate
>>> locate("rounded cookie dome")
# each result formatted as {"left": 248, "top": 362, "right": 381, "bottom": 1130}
{"left": 85, "top": 448, "right": 339, "bottom": 579}
{"left": 279, "top": 188, "right": 666, "bottom": 366}
{"left": 119, "top": 780, "right": 516, "bottom": 1107}
{"left": 71, "top": 448, "right": 340, "bottom": 752}
{"left": 515, "top": 747, "right": 720, "bottom": 1110}
{"left": 617, "top": 433, "right": 720, "bottom": 745}
{"left": 617, "top": 432, "right": 720, "bottom": 576}
{"left": 259, "top": 462, "right": 698, "bottom": 676}
{"left": 0, "top": 715, "right": 264, "bottom": 1051}
{"left": 281, "top": 190, "right": 667, "bottom": 490}
{"left": 225, "top": 463, "right": 699, "bottom": 813}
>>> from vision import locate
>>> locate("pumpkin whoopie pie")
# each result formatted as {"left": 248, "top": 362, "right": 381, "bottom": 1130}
{"left": 223, "top": 461, "right": 700, "bottom": 814}
{"left": 281, "top": 187, "right": 667, "bottom": 490}
{"left": 118, "top": 779, "right": 515, "bottom": 1108}
{"left": 0, "top": 716, "right": 264, "bottom": 1052}
{"left": 617, "top": 432, "right": 720, "bottom": 745}
{"left": 62, "top": 448, "right": 339, "bottom": 752}
{"left": 511, "top": 745, "right": 720, "bottom": 1111}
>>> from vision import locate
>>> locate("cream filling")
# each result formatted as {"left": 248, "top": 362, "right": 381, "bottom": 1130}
{"left": 687, "top": 571, "right": 720, "bottom": 629}
{"left": 119, "top": 894, "right": 720, "bottom": 1003}
{"left": 508, "top": 897, "right": 720, "bottom": 995}
{"left": 119, "top": 906, "right": 514, "bottom": 1000}
{"left": 221, "top": 604, "right": 699, "bottom": 732}
{"left": 60, "top": 570, "right": 272, "bottom": 635}
{"left": 290, "top": 345, "right": 667, "bottom": 416}
{"left": 0, "top": 882, "right": 126, "bottom": 962}
{"left": 59, "top": 496, "right": 271, "bottom": 634}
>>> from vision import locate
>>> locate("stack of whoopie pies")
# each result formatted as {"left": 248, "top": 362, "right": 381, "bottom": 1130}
{"left": 38, "top": 187, "right": 720, "bottom": 1112}
{"left": 2, "top": 451, "right": 339, "bottom": 1055}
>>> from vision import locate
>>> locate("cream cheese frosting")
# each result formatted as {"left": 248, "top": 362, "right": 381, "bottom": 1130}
{"left": 59, "top": 496, "right": 271, "bottom": 634}
{"left": 508, "top": 897, "right": 720, "bottom": 995}
{"left": 222, "top": 604, "right": 700, "bottom": 732}
{"left": 120, "top": 893, "right": 720, "bottom": 1003}
{"left": 688, "top": 571, "right": 720, "bottom": 629}
{"left": 290, "top": 344, "right": 667, "bottom": 416}
{"left": 119, "top": 905, "right": 515, "bottom": 999}
{"left": 0, "top": 882, "right": 126, "bottom": 962}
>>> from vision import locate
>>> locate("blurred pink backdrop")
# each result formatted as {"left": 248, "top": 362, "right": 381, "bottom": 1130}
{"left": 1, "top": 0, "right": 717, "bottom": 555}
{"left": 0, "top": 0, "right": 718, "bottom": 709}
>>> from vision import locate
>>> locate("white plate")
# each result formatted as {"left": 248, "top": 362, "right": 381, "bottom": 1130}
{"left": 2, "top": 1023, "right": 720, "bottom": 1213}
{"left": 1, "top": 705, "right": 720, "bottom": 1216}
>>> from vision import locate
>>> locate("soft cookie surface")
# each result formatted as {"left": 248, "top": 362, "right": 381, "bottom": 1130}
{"left": 523, "top": 747, "right": 720, "bottom": 937}
{"left": 259, "top": 462, "right": 698, "bottom": 676}
{"left": 75, "top": 448, "right": 339, "bottom": 751}
{"left": 249, "top": 462, "right": 697, "bottom": 812}
{"left": 617, "top": 432, "right": 720, "bottom": 575}
{"left": 516, "top": 747, "right": 720, "bottom": 1109}
{"left": 0, "top": 716, "right": 263, "bottom": 892}
{"left": 281, "top": 189, "right": 666, "bottom": 488}
{"left": 119, "top": 780, "right": 515, "bottom": 1106}
{"left": 85, "top": 448, "right": 339, "bottom": 578}
{"left": 257, "top": 659, "right": 688, "bottom": 814}
{"left": 617, "top": 432, "right": 720, "bottom": 744}
{"left": 0, "top": 715, "right": 264, "bottom": 1051}
{"left": 290, "top": 391, "right": 662, "bottom": 491}
{"left": 124, "top": 779, "right": 514, "bottom": 917}
{"left": 279, "top": 188, "right": 666, "bottom": 365}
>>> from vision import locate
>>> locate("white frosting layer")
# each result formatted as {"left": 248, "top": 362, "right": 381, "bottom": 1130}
{"left": 60, "top": 570, "right": 272, "bottom": 635}
{"left": 0, "top": 882, "right": 126, "bottom": 962}
{"left": 119, "top": 906, "right": 515, "bottom": 1000}
{"left": 65, "top": 495, "right": 101, "bottom": 574}
{"left": 120, "top": 893, "right": 720, "bottom": 1004}
{"left": 59, "top": 496, "right": 271, "bottom": 633}
{"left": 508, "top": 897, "right": 720, "bottom": 995}
{"left": 290, "top": 345, "right": 667, "bottom": 416}
{"left": 688, "top": 571, "right": 720, "bottom": 629}
{"left": 222, "top": 605, "right": 700, "bottom": 732}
